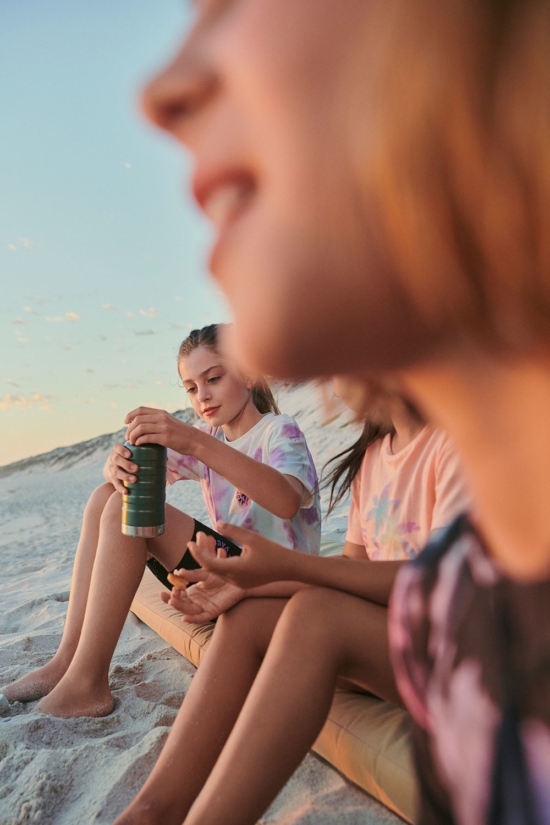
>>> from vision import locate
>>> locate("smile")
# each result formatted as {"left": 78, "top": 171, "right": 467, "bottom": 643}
{"left": 193, "top": 171, "right": 255, "bottom": 232}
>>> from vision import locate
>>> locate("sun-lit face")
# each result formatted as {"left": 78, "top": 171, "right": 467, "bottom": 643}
{"left": 178, "top": 344, "right": 252, "bottom": 429}
{"left": 143, "top": 0, "right": 442, "bottom": 380}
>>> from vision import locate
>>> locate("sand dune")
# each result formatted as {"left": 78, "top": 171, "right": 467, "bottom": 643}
{"left": 0, "top": 384, "right": 401, "bottom": 824}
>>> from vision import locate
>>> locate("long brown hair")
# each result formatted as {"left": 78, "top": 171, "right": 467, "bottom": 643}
{"left": 178, "top": 324, "right": 280, "bottom": 415}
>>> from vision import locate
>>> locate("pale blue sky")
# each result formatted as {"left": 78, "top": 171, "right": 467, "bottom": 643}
{"left": 1, "top": 0, "right": 229, "bottom": 465}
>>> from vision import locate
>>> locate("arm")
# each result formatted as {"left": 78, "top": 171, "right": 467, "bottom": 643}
{"left": 188, "top": 524, "right": 406, "bottom": 607}
{"left": 125, "top": 406, "right": 304, "bottom": 519}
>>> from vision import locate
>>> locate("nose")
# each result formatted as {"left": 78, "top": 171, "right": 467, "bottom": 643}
{"left": 141, "top": 40, "right": 218, "bottom": 138}
{"left": 197, "top": 383, "right": 212, "bottom": 403}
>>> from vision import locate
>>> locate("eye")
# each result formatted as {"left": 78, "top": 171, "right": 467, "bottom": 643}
{"left": 208, "top": 375, "right": 221, "bottom": 384}
{"left": 185, "top": 386, "right": 197, "bottom": 394}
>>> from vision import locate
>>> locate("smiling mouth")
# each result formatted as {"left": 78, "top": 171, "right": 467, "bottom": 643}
{"left": 193, "top": 171, "right": 255, "bottom": 232}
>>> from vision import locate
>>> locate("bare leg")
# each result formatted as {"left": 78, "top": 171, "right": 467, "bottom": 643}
{"left": 184, "top": 587, "right": 399, "bottom": 825}
{"left": 113, "top": 598, "right": 287, "bottom": 825}
{"left": 36, "top": 500, "right": 195, "bottom": 718}
{"left": 3, "top": 483, "right": 115, "bottom": 703}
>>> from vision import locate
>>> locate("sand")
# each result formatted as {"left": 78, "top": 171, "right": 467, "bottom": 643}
{"left": 0, "top": 384, "right": 403, "bottom": 824}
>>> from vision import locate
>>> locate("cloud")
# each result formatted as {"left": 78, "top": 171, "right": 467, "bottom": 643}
{"left": 135, "top": 329, "right": 155, "bottom": 336}
{"left": 23, "top": 306, "right": 41, "bottom": 315}
{"left": 123, "top": 162, "right": 132, "bottom": 169}
{"left": 6, "top": 379, "right": 19, "bottom": 387}
{"left": 7, "top": 237, "right": 34, "bottom": 251}
{"left": 125, "top": 311, "right": 135, "bottom": 318}
{"left": 11, "top": 318, "right": 28, "bottom": 325}
{"left": 102, "top": 303, "right": 117, "bottom": 311}
{"left": 0, "top": 392, "right": 54, "bottom": 411}
{"left": 139, "top": 308, "right": 158, "bottom": 318}
{"left": 45, "top": 311, "right": 81, "bottom": 322}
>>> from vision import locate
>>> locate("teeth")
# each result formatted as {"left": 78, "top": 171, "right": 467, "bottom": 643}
{"left": 203, "top": 184, "right": 248, "bottom": 229}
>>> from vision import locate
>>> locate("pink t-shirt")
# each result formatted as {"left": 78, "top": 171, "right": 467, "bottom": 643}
{"left": 346, "top": 426, "right": 469, "bottom": 561}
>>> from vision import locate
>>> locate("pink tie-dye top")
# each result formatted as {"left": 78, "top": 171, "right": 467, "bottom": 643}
{"left": 166, "top": 413, "right": 320, "bottom": 554}
{"left": 346, "top": 426, "right": 469, "bottom": 560}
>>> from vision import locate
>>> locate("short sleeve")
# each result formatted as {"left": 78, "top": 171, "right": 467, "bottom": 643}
{"left": 265, "top": 416, "right": 318, "bottom": 507}
{"left": 166, "top": 447, "right": 205, "bottom": 485}
{"left": 431, "top": 435, "right": 470, "bottom": 533}
{"left": 345, "top": 475, "right": 363, "bottom": 545}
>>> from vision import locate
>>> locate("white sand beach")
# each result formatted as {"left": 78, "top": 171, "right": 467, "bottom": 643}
{"left": 0, "top": 384, "right": 403, "bottom": 825}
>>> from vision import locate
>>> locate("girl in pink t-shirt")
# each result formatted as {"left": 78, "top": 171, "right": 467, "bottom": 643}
{"left": 115, "top": 375, "right": 470, "bottom": 825}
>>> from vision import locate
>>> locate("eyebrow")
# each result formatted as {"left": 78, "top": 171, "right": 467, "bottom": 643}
{"left": 182, "top": 364, "right": 224, "bottom": 384}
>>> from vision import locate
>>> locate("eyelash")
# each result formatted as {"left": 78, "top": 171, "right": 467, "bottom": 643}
{"left": 185, "top": 375, "right": 221, "bottom": 394}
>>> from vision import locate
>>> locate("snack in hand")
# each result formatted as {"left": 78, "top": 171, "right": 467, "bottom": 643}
{"left": 167, "top": 572, "right": 189, "bottom": 590}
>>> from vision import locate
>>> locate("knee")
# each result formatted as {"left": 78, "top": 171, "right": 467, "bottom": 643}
{"left": 215, "top": 600, "right": 271, "bottom": 652}
{"left": 98, "top": 489, "right": 123, "bottom": 530}
{"left": 84, "top": 482, "right": 117, "bottom": 522}
{"left": 277, "top": 588, "right": 335, "bottom": 648}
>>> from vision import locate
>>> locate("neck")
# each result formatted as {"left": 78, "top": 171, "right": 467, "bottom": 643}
{"left": 402, "top": 352, "right": 550, "bottom": 581}
{"left": 389, "top": 403, "right": 423, "bottom": 454}
{"left": 221, "top": 399, "right": 264, "bottom": 442}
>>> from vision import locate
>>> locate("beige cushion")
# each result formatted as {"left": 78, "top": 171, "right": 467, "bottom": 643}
{"left": 131, "top": 558, "right": 416, "bottom": 823}
{"left": 312, "top": 690, "right": 416, "bottom": 823}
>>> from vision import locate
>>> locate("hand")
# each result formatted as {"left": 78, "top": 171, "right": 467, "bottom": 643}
{"left": 103, "top": 443, "right": 139, "bottom": 494}
{"left": 160, "top": 542, "right": 246, "bottom": 623}
{"left": 124, "top": 406, "right": 197, "bottom": 453}
{"left": 185, "top": 523, "right": 297, "bottom": 590}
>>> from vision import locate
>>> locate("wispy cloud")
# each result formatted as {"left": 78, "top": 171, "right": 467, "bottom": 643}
{"left": 139, "top": 308, "right": 158, "bottom": 318}
{"left": 0, "top": 392, "right": 54, "bottom": 411}
{"left": 102, "top": 303, "right": 117, "bottom": 311}
{"left": 23, "top": 306, "right": 41, "bottom": 315}
{"left": 45, "top": 311, "right": 81, "bottom": 323}
{"left": 7, "top": 236, "right": 34, "bottom": 252}
{"left": 6, "top": 379, "right": 19, "bottom": 387}
{"left": 11, "top": 317, "right": 28, "bottom": 325}
{"left": 135, "top": 329, "right": 155, "bottom": 336}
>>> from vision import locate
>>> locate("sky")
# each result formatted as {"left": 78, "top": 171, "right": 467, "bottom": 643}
{"left": 1, "top": 0, "right": 230, "bottom": 466}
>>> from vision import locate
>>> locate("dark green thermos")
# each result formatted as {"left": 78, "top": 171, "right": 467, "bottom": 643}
{"left": 121, "top": 442, "right": 167, "bottom": 537}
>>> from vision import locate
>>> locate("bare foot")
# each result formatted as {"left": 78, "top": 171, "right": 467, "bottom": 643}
{"left": 36, "top": 674, "right": 114, "bottom": 718}
{"left": 3, "top": 659, "right": 69, "bottom": 703}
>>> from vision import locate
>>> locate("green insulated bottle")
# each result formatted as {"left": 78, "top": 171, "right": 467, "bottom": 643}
{"left": 122, "top": 442, "right": 167, "bottom": 537}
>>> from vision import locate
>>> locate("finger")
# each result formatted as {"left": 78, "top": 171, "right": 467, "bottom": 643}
{"left": 216, "top": 547, "right": 228, "bottom": 559}
{"left": 215, "top": 521, "right": 257, "bottom": 548}
{"left": 187, "top": 541, "right": 240, "bottom": 576}
{"left": 113, "top": 443, "right": 132, "bottom": 459}
{"left": 188, "top": 536, "right": 219, "bottom": 567}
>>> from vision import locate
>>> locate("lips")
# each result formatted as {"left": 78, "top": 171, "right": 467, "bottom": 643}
{"left": 202, "top": 406, "right": 221, "bottom": 417}
{"left": 193, "top": 170, "right": 255, "bottom": 232}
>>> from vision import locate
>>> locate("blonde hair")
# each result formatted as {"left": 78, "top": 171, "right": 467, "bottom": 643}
{"left": 363, "top": 0, "right": 550, "bottom": 351}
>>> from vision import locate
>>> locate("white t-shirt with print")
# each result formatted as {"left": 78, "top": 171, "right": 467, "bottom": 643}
{"left": 166, "top": 413, "right": 321, "bottom": 554}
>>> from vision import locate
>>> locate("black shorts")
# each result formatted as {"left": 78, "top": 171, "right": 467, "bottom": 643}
{"left": 146, "top": 518, "right": 242, "bottom": 590}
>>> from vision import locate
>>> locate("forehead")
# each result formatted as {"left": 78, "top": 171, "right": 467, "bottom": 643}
{"left": 178, "top": 345, "right": 223, "bottom": 380}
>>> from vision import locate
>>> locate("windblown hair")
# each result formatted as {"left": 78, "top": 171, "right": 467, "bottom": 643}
{"left": 363, "top": 0, "right": 550, "bottom": 351}
{"left": 178, "top": 324, "right": 280, "bottom": 415}
{"left": 323, "top": 396, "right": 425, "bottom": 515}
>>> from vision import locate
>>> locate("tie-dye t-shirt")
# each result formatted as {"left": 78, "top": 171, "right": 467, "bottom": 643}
{"left": 166, "top": 413, "right": 320, "bottom": 554}
{"left": 346, "top": 426, "right": 469, "bottom": 560}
